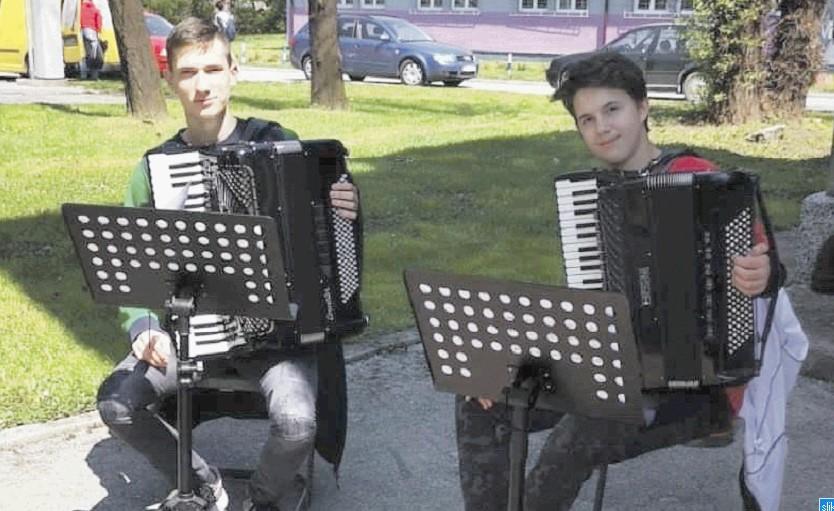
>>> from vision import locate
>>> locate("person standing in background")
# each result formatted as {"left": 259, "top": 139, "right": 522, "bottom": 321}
{"left": 213, "top": 0, "right": 237, "bottom": 42}
{"left": 80, "top": 0, "right": 103, "bottom": 80}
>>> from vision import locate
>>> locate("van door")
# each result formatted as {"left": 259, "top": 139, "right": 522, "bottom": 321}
{"left": 0, "top": 0, "right": 29, "bottom": 74}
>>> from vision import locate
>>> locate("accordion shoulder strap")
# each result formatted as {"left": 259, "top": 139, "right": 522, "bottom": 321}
{"left": 240, "top": 117, "right": 288, "bottom": 142}
{"left": 642, "top": 147, "right": 700, "bottom": 175}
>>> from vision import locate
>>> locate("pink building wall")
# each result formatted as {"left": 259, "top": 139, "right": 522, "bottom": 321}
{"left": 288, "top": 8, "right": 677, "bottom": 56}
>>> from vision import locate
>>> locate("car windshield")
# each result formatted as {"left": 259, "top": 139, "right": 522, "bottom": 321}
{"left": 383, "top": 18, "right": 433, "bottom": 42}
{"left": 607, "top": 27, "right": 657, "bottom": 54}
{"left": 145, "top": 15, "right": 173, "bottom": 37}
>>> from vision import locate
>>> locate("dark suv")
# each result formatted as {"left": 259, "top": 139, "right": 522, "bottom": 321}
{"left": 546, "top": 24, "right": 704, "bottom": 101}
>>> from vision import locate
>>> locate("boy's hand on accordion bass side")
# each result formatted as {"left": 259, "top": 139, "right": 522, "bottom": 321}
{"left": 731, "top": 242, "right": 771, "bottom": 297}
{"left": 330, "top": 182, "right": 359, "bottom": 220}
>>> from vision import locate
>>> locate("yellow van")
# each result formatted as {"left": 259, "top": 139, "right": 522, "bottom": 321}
{"left": 61, "top": 0, "right": 120, "bottom": 75}
{"left": 0, "top": 0, "right": 119, "bottom": 75}
{"left": 0, "top": 0, "right": 28, "bottom": 74}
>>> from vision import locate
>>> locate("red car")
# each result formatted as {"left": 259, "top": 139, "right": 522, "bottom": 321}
{"left": 144, "top": 12, "right": 173, "bottom": 73}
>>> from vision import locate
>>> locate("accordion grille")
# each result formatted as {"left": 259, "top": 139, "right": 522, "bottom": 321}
{"left": 212, "top": 161, "right": 259, "bottom": 214}
{"left": 332, "top": 175, "right": 360, "bottom": 304}
{"left": 724, "top": 207, "right": 754, "bottom": 355}
{"left": 597, "top": 188, "right": 627, "bottom": 294}
{"left": 207, "top": 161, "right": 273, "bottom": 338}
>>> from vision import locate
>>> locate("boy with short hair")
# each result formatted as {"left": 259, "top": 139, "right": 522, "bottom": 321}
{"left": 96, "top": 18, "right": 358, "bottom": 511}
{"left": 455, "top": 52, "right": 776, "bottom": 511}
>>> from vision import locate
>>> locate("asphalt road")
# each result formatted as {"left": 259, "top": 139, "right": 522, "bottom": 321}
{"left": 2, "top": 68, "right": 834, "bottom": 112}
{"left": 1, "top": 343, "right": 832, "bottom": 511}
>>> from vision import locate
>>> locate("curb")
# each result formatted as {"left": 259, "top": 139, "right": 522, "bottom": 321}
{"left": 0, "top": 329, "right": 420, "bottom": 452}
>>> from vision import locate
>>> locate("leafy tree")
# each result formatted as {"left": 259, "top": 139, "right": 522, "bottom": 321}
{"left": 111, "top": 0, "right": 168, "bottom": 119}
{"left": 144, "top": 0, "right": 285, "bottom": 33}
{"left": 763, "top": 0, "right": 827, "bottom": 118}
{"left": 687, "top": 0, "right": 771, "bottom": 123}
{"left": 307, "top": 0, "right": 348, "bottom": 109}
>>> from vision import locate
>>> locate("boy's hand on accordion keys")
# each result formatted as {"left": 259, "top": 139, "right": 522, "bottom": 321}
{"left": 731, "top": 242, "right": 771, "bottom": 297}
{"left": 330, "top": 182, "right": 359, "bottom": 220}
{"left": 132, "top": 329, "right": 173, "bottom": 368}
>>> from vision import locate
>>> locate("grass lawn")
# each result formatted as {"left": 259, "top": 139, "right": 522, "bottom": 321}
{"left": 232, "top": 32, "right": 292, "bottom": 68}
{"left": 0, "top": 82, "right": 830, "bottom": 428}
{"left": 477, "top": 59, "right": 550, "bottom": 82}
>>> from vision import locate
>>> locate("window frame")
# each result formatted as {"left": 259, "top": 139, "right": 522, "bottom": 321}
{"left": 418, "top": 0, "right": 444, "bottom": 11}
{"left": 452, "top": 0, "right": 478, "bottom": 11}
{"left": 518, "top": 0, "right": 548, "bottom": 13}
{"left": 556, "top": 0, "right": 587, "bottom": 12}
{"left": 361, "top": 0, "right": 386, "bottom": 9}
{"left": 634, "top": 0, "right": 671, "bottom": 13}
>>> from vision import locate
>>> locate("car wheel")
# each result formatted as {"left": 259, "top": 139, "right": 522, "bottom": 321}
{"left": 443, "top": 80, "right": 462, "bottom": 87}
{"left": 399, "top": 59, "right": 425, "bottom": 86}
{"left": 302, "top": 55, "right": 312, "bottom": 80}
{"left": 348, "top": 74, "right": 366, "bottom": 81}
{"left": 683, "top": 72, "right": 705, "bottom": 103}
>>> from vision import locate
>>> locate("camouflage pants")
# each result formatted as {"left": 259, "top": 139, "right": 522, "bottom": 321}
{"left": 455, "top": 393, "right": 721, "bottom": 511}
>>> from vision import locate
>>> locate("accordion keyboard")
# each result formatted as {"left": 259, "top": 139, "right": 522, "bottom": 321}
{"left": 554, "top": 175, "right": 604, "bottom": 289}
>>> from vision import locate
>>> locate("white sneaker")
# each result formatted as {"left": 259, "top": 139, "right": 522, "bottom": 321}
{"left": 144, "top": 473, "right": 228, "bottom": 511}
{"left": 207, "top": 471, "right": 229, "bottom": 511}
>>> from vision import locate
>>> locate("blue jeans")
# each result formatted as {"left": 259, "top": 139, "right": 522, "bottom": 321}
{"left": 97, "top": 352, "right": 318, "bottom": 505}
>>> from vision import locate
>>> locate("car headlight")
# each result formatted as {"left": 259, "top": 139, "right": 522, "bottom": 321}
{"left": 433, "top": 53, "right": 457, "bottom": 65}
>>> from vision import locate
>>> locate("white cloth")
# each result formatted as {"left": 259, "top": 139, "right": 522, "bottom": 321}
{"left": 740, "top": 289, "right": 809, "bottom": 511}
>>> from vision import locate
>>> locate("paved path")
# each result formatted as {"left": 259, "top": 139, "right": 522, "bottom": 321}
{"left": 0, "top": 77, "right": 124, "bottom": 105}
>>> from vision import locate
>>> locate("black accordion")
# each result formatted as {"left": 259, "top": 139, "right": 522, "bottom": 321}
{"left": 554, "top": 169, "right": 762, "bottom": 389}
{"left": 146, "top": 139, "right": 365, "bottom": 355}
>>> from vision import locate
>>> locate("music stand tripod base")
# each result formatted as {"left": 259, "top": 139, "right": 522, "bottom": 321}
{"left": 63, "top": 203, "right": 294, "bottom": 511}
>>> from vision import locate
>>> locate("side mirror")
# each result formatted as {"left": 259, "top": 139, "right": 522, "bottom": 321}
{"left": 380, "top": 32, "right": 390, "bottom": 41}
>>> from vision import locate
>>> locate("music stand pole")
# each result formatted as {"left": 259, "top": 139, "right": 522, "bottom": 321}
{"left": 506, "top": 368, "right": 554, "bottom": 511}
{"left": 165, "top": 285, "right": 202, "bottom": 507}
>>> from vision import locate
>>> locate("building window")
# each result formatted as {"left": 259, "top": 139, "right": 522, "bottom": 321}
{"left": 453, "top": 0, "right": 478, "bottom": 10}
{"left": 337, "top": 0, "right": 355, "bottom": 8}
{"left": 635, "top": 0, "right": 669, "bottom": 12}
{"left": 556, "top": 0, "right": 587, "bottom": 11}
{"left": 362, "top": 0, "right": 385, "bottom": 8}
{"left": 419, "top": 0, "right": 443, "bottom": 9}
{"left": 679, "top": 0, "right": 693, "bottom": 11}
{"left": 519, "top": 0, "right": 547, "bottom": 11}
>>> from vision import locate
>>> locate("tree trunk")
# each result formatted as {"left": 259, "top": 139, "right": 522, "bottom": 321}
{"left": 308, "top": 0, "right": 348, "bottom": 109}
{"left": 109, "top": 0, "right": 167, "bottom": 119}
{"left": 829, "top": 120, "right": 834, "bottom": 196}
{"left": 714, "top": 4, "right": 769, "bottom": 124}
{"left": 763, "top": 0, "right": 827, "bottom": 118}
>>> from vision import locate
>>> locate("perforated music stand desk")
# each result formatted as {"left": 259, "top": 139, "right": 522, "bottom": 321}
{"left": 63, "top": 203, "right": 293, "bottom": 509}
{"left": 404, "top": 268, "right": 644, "bottom": 511}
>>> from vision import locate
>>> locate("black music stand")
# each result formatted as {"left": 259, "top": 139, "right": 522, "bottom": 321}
{"left": 404, "top": 269, "right": 645, "bottom": 511}
{"left": 63, "top": 203, "right": 293, "bottom": 511}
